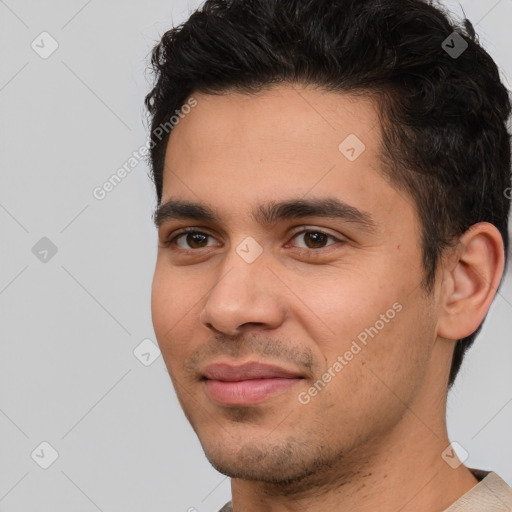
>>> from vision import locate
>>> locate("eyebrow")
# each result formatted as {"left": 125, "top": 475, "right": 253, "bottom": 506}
{"left": 153, "top": 197, "right": 377, "bottom": 233}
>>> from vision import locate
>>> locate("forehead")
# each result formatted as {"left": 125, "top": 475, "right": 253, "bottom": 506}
{"left": 166, "top": 85, "right": 381, "bottom": 159}
{"left": 159, "top": 84, "right": 412, "bottom": 231}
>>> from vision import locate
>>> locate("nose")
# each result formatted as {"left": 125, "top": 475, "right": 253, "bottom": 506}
{"left": 199, "top": 245, "right": 286, "bottom": 337}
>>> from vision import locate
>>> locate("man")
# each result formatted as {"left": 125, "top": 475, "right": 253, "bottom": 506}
{"left": 145, "top": 0, "right": 512, "bottom": 510}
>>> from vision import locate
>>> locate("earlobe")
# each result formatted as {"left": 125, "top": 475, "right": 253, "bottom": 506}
{"left": 437, "top": 222, "right": 505, "bottom": 341}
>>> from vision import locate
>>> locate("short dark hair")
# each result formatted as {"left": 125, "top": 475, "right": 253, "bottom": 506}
{"left": 145, "top": 0, "right": 511, "bottom": 387}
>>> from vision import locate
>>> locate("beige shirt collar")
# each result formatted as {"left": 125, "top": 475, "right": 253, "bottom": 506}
{"left": 442, "top": 468, "right": 512, "bottom": 511}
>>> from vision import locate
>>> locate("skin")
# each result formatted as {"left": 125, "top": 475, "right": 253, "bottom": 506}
{"left": 151, "top": 84, "right": 504, "bottom": 512}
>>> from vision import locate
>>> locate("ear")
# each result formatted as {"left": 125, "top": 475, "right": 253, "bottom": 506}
{"left": 437, "top": 222, "right": 505, "bottom": 340}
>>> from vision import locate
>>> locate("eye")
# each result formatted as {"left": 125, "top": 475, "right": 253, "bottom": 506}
{"left": 288, "top": 229, "right": 342, "bottom": 250}
{"left": 166, "top": 229, "right": 218, "bottom": 250}
{"left": 162, "top": 227, "right": 343, "bottom": 252}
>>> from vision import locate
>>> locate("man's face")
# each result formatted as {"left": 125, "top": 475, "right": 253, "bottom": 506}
{"left": 151, "top": 85, "right": 443, "bottom": 484}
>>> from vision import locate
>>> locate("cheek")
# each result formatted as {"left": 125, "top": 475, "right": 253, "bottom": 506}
{"left": 350, "top": 292, "right": 434, "bottom": 402}
{"left": 306, "top": 295, "right": 434, "bottom": 438}
{"left": 151, "top": 265, "right": 191, "bottom": 353}
{"left": 299, "top": 267, "right": 400, "bottom": 349}
{"left": 302, "top": 259, "right": 426, "bottom": 379}
{"left": 150, "top": 266, "right": 169, "bottom": 339}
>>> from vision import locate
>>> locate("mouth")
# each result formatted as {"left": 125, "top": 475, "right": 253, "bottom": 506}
{"left": 202, "top": 361, "right": 305, "bottom": 406}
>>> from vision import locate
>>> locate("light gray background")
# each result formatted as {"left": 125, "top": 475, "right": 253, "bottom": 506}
{"left": 1, "top": 1, "right": 511, "bottom": 511}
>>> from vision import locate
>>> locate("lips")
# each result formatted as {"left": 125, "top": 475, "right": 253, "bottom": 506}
{"left": 202, "top": 361, "right": 305, "bottom": 406}
{"left": 202, "top": 361, "right": 304, "bottom": 381}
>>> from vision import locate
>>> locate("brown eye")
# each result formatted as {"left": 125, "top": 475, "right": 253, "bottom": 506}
{"left": 291, "top": 230, "right": 339, "bottom": 249}
{"left": 169, "top": 230, "right": 217, "bottom": 250}
{"left": 182, "top": 232, "right": 209, "bottom": 249}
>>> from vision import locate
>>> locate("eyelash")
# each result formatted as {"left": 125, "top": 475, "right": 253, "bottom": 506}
{"left": 163, "top": 227, "right": 343, "bottom": 252}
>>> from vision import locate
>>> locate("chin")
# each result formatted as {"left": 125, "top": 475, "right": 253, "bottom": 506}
{"left": 199, "top": 433, "right": 337, "bottom": 487}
